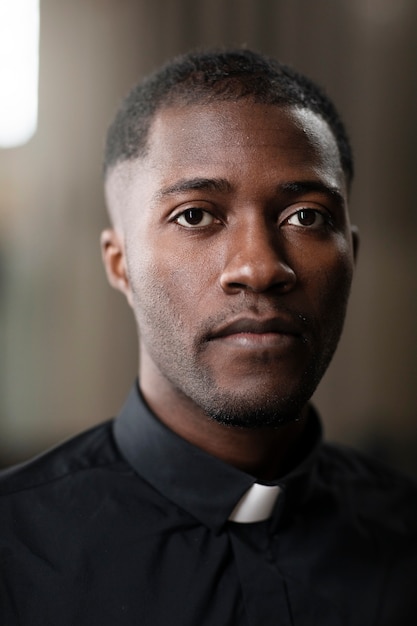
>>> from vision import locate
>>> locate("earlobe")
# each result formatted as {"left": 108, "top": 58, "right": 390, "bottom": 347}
{"left": 100, "top": 229, "right": 134, "bottom": 307}
{"left": 351, "top": 225, "right": 360, "bottom": 263}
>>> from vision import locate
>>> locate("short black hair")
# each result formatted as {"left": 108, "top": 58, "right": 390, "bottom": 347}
{"left": 104, "top": 48, "right": 353, "bottom": 183}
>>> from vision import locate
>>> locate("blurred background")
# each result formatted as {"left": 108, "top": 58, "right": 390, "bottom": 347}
{"left": 0, "top": 0, "right": 416, "bottom": 475}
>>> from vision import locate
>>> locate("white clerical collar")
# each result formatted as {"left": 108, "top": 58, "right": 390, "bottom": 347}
{"left": 228, "top": 482, "right": 281, "bottom": 523}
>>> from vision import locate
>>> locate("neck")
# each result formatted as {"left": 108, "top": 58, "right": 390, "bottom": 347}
{"left": 139, "top": 370, "right": 310, "bottom": 482}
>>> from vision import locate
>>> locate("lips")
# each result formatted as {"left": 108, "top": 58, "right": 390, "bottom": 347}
{"left": 208, "top": 315, "right": 306, "bottom": 341}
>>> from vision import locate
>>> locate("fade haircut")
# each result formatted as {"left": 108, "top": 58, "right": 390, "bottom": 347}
{"left": 104, "top": 48, "right": 353, "bottom": 183}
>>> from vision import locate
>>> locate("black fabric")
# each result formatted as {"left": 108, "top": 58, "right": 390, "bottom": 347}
{"left": 0, "top": 382, "right": 416, "bottom": 625}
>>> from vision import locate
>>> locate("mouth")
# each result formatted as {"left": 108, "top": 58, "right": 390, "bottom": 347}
{"left": 207, "top": 315, "right": 307, "bottom": 349}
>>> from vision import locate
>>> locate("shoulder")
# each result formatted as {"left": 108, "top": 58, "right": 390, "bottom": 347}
{"left": 315, "top": 441, "right": 417, "bottom": 532}
{"left": 318, "top": 440, "right": 417, "bottom": 492}
{"left": 0, "top": 420, "right": 126, "bottom": 497}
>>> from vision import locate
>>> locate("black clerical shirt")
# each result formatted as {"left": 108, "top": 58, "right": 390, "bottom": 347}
{"left": 1, "top": 383, "right": 417, "bottom": 625}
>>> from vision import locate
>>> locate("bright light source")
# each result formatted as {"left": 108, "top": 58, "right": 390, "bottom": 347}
{"left": 0, "top": 0, "right": 40, "bottom": 148}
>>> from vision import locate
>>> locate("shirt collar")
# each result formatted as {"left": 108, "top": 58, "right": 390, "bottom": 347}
{"left": 113, "top": 382, "right": 322, "bottom": 533}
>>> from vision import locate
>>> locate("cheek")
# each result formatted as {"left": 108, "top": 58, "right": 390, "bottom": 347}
{"left": 297, "top": 243, "right": 354, "bottom": 321}
{"left": 157, "top": 241, "right": 219, "bottom": 301}
{"left": 129, "top": 247, "right": 214, "bottom": 333}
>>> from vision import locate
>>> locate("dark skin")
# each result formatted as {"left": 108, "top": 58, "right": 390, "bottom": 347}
{"left": 102, "top": 100, "right": 358, "bottom": 481}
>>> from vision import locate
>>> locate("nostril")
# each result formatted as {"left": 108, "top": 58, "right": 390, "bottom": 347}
{"left": 219, "top": 255, "right": 296, "bottom": 294}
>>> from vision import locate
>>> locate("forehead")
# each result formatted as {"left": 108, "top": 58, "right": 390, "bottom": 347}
{"left": 145, "top": 100, "right": 342, "bottom": 177}
{"left": 106, "top": 101, "right": 346, "bottom": 224}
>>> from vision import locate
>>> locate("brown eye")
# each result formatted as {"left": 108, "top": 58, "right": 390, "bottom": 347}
{"left": 175, "top": 209, "right": 215, "bottom": 228}
{"left": 286, "top": 209, "right": 325, "bottom": 227}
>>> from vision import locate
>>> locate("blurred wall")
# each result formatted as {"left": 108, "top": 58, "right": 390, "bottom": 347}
{"left": 0, "top": 0, "right": 416, "bottom": 473}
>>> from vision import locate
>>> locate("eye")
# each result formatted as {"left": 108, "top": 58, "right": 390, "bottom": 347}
{"left": 285, "top": 208, "right": 327, "bottom": 228}
{"left": 175, "top": 208, "right": 216, "bottom": 228}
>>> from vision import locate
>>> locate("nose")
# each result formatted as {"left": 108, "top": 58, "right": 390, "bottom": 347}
{"left": 219, "top": 221, "right": 296, "bottom": 294}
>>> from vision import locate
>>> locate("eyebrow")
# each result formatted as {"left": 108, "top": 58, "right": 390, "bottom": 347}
{"left": 279, "top": 181, "right": 345, "bottom": 206}
{"left": 153, "top": 176, "right": 345, "bottom": 207}
{"left": 155, "top": 177, "right": 232, "bottom": 201}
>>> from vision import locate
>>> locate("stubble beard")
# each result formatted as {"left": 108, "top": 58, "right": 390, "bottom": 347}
{"left": 174, "top": 344, "right": 335, "bottom": 429}
{"left": 131, "top": 263, "right": 349, "bottom": 430}
{"left": 137, "top": 307, "right": 343, "bottom": 430}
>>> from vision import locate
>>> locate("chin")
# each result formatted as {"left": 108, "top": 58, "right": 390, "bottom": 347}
{"left": 201, "top": 389, "right": 310, "bottom": 429}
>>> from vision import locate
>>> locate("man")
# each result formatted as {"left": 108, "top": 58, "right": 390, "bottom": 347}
{"left": 1, "top": 49, "right": 416, "bottom": 625}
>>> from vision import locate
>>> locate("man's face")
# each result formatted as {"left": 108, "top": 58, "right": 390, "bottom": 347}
{"left": 104, "top": 100, "right": 357, "bottom": 428}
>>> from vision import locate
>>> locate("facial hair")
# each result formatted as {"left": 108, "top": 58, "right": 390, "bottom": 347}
{"left": 131, "top": 270, "right": 348, "bottom": 430}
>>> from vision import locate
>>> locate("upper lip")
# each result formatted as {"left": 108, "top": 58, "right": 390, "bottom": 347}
{"left": 209, "top": 315, "right": 306, "bottom": 340}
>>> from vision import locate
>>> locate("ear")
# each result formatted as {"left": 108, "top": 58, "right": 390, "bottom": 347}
{"left": 100, "top": 228, "right": 134, "bottom": 307}
{"left": 350, "top": 225, "right": 360, "bottom": 263}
